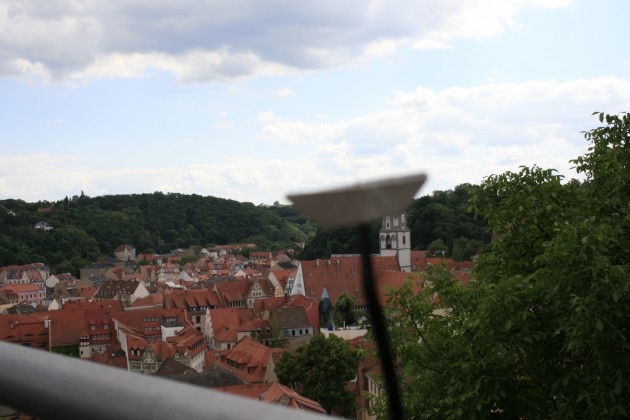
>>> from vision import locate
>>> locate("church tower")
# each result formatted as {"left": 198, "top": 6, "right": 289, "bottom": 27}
{"left": 379, "top": 212, "right": 412, "bottom": 272}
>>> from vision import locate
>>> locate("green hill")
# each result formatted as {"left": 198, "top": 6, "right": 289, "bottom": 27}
{"left": 0, "top": 192, "right": 315, "bottom": 274}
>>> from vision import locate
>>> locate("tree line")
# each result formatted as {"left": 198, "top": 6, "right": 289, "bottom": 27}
{"left": 301, "top": 183, "right": 491, "bottom": 261}
{"left": 0, "top": 192, "right": 315, "bottom": 275}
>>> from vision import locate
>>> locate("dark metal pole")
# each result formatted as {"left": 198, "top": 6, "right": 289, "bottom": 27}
{"left": 358, "top": 224, "right": 404, "bottom": 419}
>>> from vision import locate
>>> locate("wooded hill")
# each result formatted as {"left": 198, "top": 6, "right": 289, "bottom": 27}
{"left": 0, "top": 184, "right": 490, "bottom": 275}
{"left": 0, "top": 192, "right": 315, "bottom": 275}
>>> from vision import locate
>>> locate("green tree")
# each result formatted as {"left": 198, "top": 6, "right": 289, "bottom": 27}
{"left": 276, "top": 334, "right": 361, "bottom": 416}
{"left": 451, "top": 236, "right": 484, "bottom": 261}
{"left": 382, "top": 113, "right": 630, "bottom": 418}
{"left": 333, "top": 293, "right": 358, "bottom": 327}
{"left": 426, "top": 238, "right": 448, "bottom": 257}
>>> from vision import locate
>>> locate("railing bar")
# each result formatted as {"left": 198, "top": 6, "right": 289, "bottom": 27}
{"left": 0, "top": 341, "right": 328, "bottom": 420}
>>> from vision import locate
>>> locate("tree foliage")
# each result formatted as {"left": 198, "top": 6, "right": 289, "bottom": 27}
{"left": 333, "top": 293, "right": 358, "bottom": 327}
{"left": 276, "top": 334, "right": 361, "bottom": 416}
{"left": 302, "top": 183, "right": 489, "bottom": 259}
{"left": 0, "top": 193, "right": 315, "bottom": 274}
{"left": 382, "top": 113, "right": 630, "bottom": 418}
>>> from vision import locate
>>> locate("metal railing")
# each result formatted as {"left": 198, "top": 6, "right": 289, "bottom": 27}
{"left": 0, "top": 341, "right": 328, "bottom": 420}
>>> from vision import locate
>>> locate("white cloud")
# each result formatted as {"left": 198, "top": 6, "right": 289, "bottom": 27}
{"left": 276, "top": 88, "right": 296, "bottom": 97}
{"left": 256, "top": 111, "right": 278, "bottom": 123}
{"left": 256, "top": 76, "right": 630, "bottom": 193}
{"left": 3, "top": 77, "right": 627, "bottom": 205}
{"left": 0, "top": 0, "right": 572, "bottom": 82}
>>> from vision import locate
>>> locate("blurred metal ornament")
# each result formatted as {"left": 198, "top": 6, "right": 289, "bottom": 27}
{"left": 287, "top": 173, "right": 427, "bottom": 228}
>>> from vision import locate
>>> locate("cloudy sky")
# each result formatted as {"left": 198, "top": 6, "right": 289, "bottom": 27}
{"left": 1, "top": 0, "right": 629, "bottom": 205}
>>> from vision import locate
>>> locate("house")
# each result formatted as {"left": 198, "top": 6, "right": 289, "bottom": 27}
{"left": 213, "top": 280, "right": 249, "bottom": 308}
{"left": 165, "top": 289, "right": 221, "bottom": 332}
{"left": 0, "top": 263, "right": 49, "bottom": 287}
{"left": 128, "top": 293, "right": 164, "bottom": 310}
{"left": 113, "top": 307, "right": 207, "bottom": 372}
{"left": 244, "top": 277, "right": 275, "bottom": 308}
{"left": 2, "top": 300, "right": 47, "bottom": 315}
{"left": 114, "top": 244, "right": 136, "bottom": 262}
{"left": 249, "top": 251, "right": 272, "bottom": 265}
{"left": 34, "top": 221, "right": 53, "bottom": 231}
{"left": 0, "top": 300, "right": 123, "bottom": 356}
{"left": 112, "top": 308, "right": 187, "bottom": 348}
{"left": 124, "top": 322, "right": 206, "bottom": 374}
{"left": 216, "top": 336, "right": 283, "bottom": 384}
{"left": 0, "top": 284, "right": 46, "bottom": 305}
{"left": 269, "top": 306, "right": 314, "bottom": 344}
{"left": 92, "top": 279, "right": 149, "bottom": 306}
{"left": 45, "top": 273, "right": 77, "bottom": 290}
{"left": 218, "top": 382, "right": 326, "bottom": 414}
{"left": 0, "top": 312, "right": 51, "bottom": 350}
{"left": 79, "top": 261, "right": 119, "bottom": 282}
{"left": 253, "top": 295, "right": 320, "bottom": 335}
{"left": 157, "top": 263, "right": 181, "bottom": 283}
{"left": 204, "top": 307, "right": 256, "bottom": 350}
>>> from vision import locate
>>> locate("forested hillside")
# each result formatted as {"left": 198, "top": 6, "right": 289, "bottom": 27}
{"left": 0, "top": 183, "right": 490, "bottom": 275}
{"left": 0, "top": 192, "right": 315, "bottom": 274}
{"left": 302, "top": 183, "right": 490, "bottom": 260}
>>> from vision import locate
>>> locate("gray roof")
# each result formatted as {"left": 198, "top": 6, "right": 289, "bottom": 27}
{"left": 273, "top": 306, "right": 312, "bottom": 329}
{"left": 164, "top": 364, "right": 244, "bottom": 388}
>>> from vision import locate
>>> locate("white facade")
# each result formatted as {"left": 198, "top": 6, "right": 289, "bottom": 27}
{"left": 379, "top": 212, "right": 412, "bottom": 272}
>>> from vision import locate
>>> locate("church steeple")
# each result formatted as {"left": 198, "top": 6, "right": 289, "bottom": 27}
{"left": 379, "top": 212, "right": 412, "bottom": 272}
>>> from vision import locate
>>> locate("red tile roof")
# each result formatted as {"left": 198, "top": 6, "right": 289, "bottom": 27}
{"left": 375, "top": 270, "right": 423, "bottom": 307}
{"left": 112, "top": 308, "right": 185, "bottom": 338}
{"left": 208, "top": 308, "right": 256, "bottom": 345}
{"left": 217, "top": 336, "right": 283, "bottom": 384}
{"left": 219, "top": 382, "right": 326, "bottom": 414}
{"left": 2, "top": 284, "right": 41, "bottom": 293}
{"left": 130, "top": 293, "right": 164, "bottom": 308}
{"left": 165, "top": 289, "right": 221, "bottom": 310}
{"left": 299, "top": 256, "right": 400, "bottom": 306}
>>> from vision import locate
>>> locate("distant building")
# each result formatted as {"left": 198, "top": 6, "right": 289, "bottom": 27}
{"left": 379, "top": 212, "right": 411, "bottom": 272}
{"left": 114, "top": 245, "right": 136, "bottom": 262}
{"left": 34, "top": 221, "right": 53, "bottom": 231}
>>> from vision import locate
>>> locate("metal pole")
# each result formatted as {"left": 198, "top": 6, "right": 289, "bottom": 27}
{"left": 358, "top": 224, "right": 404, "bottom": 420}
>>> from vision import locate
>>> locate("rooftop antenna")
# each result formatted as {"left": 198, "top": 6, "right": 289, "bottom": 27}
{"left": 288, "top": 173, "right": 427, "bottom": 420}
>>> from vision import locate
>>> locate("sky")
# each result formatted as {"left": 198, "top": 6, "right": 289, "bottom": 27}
{"left": 1, "top": 0, "right": 629, "bottom": 205}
